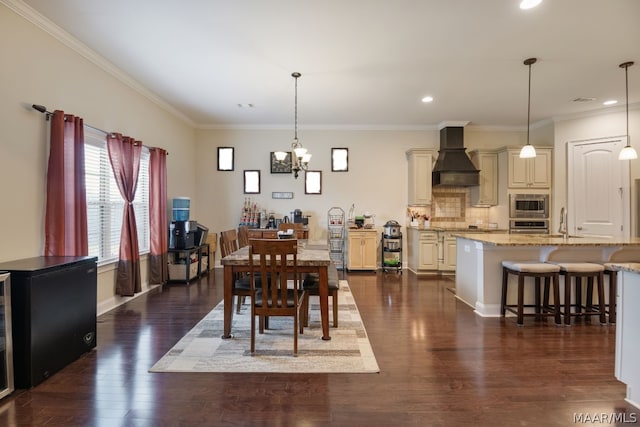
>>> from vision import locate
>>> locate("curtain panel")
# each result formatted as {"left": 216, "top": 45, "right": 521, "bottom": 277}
{"left": 149, "top": 148, "right": 168, "bottom": 284}
{"left": 44, "top": 111, "right": 89, "bottom": 256}
{"left": 107, "top": 133, "right": 142, "bottom": 296}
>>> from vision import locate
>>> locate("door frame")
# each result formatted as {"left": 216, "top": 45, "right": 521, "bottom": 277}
{"left": 567, "top": 135, "right": 630, "bottom": 238}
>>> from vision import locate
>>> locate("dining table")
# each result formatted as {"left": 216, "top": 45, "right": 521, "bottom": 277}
{"left": 220, "top": 241, "right": 333, "bottom": 341}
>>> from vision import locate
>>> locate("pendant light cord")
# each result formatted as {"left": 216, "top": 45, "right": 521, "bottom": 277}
{"left": 293, "top": 72, "right": 299, "bottom": 141}
{"left": 527, "top": 61, "right": 532, "bottom": 145}
{"left": 625, "top": 63, "right": 629, "bottom": 140}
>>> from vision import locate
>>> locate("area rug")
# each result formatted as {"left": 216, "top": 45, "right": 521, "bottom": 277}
{"left": 149, "top": 281, "right": 379, "bottom": 373}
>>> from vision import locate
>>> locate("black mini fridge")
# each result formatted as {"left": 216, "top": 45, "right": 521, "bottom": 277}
{"left": 0, "top": 256, "right": 97, "bottom": 388}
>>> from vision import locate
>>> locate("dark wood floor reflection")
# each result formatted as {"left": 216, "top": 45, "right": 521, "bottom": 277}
{"left": 1, "top": 269, "right": 635, "bottom": 426}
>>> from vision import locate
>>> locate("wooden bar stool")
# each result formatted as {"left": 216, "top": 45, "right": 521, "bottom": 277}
{"left": 501, "top": 261, "right": 561, "bottom": 326}
{"left": 602, "top": 262, "right": 623, "bottom": 324}
{"left": 550, "top": 263, "right": 606, "bottom": 325}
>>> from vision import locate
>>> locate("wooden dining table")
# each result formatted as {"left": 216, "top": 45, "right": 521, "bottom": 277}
{"left": 220, "top": 242, "right": 332, "bottom": 341}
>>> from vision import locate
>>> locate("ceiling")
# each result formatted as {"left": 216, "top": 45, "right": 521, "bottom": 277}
{"left": 15, "top": 0, "right": 640, "bottom": 129}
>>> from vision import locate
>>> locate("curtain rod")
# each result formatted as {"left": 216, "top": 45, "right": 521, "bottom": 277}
{"left": 32, "top": 104, "right": 168, "bottom": 154}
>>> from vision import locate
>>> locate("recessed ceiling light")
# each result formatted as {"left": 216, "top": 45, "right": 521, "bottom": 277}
{"left": 520, "top": 0, "right": 542, "bottom": 10}
{"left": 603, "top": 100, "right": 618, "bottom": 106}
{"left": 421, "top": 96, "right": 434, "bottom": 103}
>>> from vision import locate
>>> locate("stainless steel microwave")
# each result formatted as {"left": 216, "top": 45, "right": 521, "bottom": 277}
{"left": 509, "top": 193, "right": 549, "bottom": 218}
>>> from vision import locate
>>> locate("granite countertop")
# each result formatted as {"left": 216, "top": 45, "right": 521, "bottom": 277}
{"left": 609, "top": 262, "right": 640, "bottom": 273}
{"left": 452, "top": 233, "right": 640, "bottom": 246}
{"left": 407, "top": 226, "right": 508, "bottom": 233}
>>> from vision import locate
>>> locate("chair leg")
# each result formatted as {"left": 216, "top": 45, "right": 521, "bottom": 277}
{"left": 332, "top": 289, "right": 339, "bottom": 327}
{"left": 293, "top": 312, "right": 298, "bottom": 355}
{"left": 597, "top": 271, "right": 606, "bottom": 324}
{"left": 564, "top": 274, "right": 572, "bottom": 325}
{"left": 250, "top": 309, "right": 255, "bottom": 354}
{"left": 501, "top": 267, "right": 508, "bottom": 316}
{"left": 517, "top": 274, "right": 525, "bottom": 325}
{"left": 552, "top": 273, "right": 561, "bottom": 325}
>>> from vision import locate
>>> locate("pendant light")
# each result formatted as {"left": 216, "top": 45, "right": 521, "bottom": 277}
{"left": 618, "top": 61, "right": 636, "bottom": 160}
{"left": 520, "top": 58, "right": 537, "bottom": 159}
{"left": 275, "top": 72, "right": 311, "bottom": 178}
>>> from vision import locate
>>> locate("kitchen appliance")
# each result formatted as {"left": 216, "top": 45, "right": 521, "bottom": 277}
{"left": 170, "top": 220, "right": 197, "bottom": 249}
{"left": 432, "top": 125, "right": 480, "bottom": 187}
{"left": 384, "top": 220, "right": 402, "bottom": 237}
{"left": 509, "top": 219, "right": 549, "bottom": 234}
{"left": 292, "top": 209, "right": 308, "bottom": 225}
{"left": 510, "top": 193, "right": 549, "bottom": 218}
{"left": 267, "top": 215, "right": 276, "bottom": 229}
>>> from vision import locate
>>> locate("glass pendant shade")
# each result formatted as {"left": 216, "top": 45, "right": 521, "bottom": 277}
{"left": 274, "top": 151, "right": 287, "bottom": 161}
{"left": 619, "top": 144, "right": 637, "bottom": 160}
{"left": 519, "top": 144, "right": 537, "bottom": 159}
{"left": 294, "top": 146, "right": 307, "bottom": 158}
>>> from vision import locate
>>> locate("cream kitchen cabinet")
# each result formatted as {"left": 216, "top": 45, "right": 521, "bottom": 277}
{"left": 469, "top": 149, "right": 498, "bottom": 206}
{"left": 506, "top": 148, "right": 552, "bottom": 188}
{"left": 347, "top": 229, "right": 378, "bottom": 270}
{"left": 406, "top": 149, "right": 435, "bottom": 205}
{"left": 440, "top": 233, "right": 457, "bottom": 272}
{"left": 407, "top": 228, "right": 438, "bottom": 272}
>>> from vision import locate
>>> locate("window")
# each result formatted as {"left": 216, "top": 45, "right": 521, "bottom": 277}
{"left": 85, "top": 128, "right": 150, "bottom": 264}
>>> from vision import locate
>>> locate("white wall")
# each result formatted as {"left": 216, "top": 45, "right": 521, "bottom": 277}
{"left": 0, "top": 5, "right": 197, "bottom": 309}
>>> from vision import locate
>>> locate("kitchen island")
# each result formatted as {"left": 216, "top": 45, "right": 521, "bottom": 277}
{"left": 610, "top": 263, "right": 640, "bottom": 409}
{"left": 453, "top": 233, "right": 640, "bottom": 317}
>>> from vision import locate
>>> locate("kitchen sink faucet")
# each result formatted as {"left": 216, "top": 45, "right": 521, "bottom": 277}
{"left": 558, "top": 207, "right": 568, "bottom": 239}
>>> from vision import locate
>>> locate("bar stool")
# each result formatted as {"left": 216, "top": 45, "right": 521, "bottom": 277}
{"left": 549, "top": 262, "right": 606, "bottom": 325}
{"left": 501, "top": 261, "right": 561, "bottom": 326}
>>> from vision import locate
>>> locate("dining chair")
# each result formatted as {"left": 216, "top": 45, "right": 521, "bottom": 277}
{"left": 249, "top": 238, "right": 305, "bottom": 355}
{"left": 237, "top": 225, "right": 249, "bottom": 248}
{"left": 220, "top": 229, "right": 252, "bottom": 314}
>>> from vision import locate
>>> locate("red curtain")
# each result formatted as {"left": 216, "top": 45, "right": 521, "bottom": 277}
{"left": 107, "top": 133, "right": 142, "bottom": 296}
{"left": 149, "top": 148, "right": 168, "bottom": 284}
{"left": 44, "top": 111, "right": 88, "bottom": 256}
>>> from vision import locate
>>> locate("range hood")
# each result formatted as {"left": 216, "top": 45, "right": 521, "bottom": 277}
{"left": 432, "top": 124, "right": 479, "bottom": 187}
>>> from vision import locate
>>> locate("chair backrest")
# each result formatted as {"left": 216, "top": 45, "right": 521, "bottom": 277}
{"left": 237, "top": 225, "right": 249, "bottom": 248}
{"left": 219, "top": 229, "right": 239, "bottom": 258}
{"left": 249, "top": 239, "right": 299, "bottom": 308}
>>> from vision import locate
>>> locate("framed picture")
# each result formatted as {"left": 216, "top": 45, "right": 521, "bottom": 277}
{"left": 243, "top": 170, "right": 260, "bottom": 194}
{"left": 217, "top": 147, "right": 234, "bottom": 171}
{"left": 305, "top": 170, "right": 322, "bottom": 195}
{"left": 331, "top": 147, "right": 349, "bottom": 172}
{"left": 270, "top": 151, "right": 292, "bottom": 174}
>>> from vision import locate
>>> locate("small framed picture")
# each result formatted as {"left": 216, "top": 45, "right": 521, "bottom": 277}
{"left": 244, "top": 170, "right": 260, "bottom": 194}
{"left": 331, "top": 148, "right": 349, "bottom": 172}
{"left": 217, "top": 147, "right": 234, "bottom": 171}
{"left": 270, "top": 152, "right": 292, "bottom": 174}
{"left": 305, "top": 170, "right": 322, "bottom": 195}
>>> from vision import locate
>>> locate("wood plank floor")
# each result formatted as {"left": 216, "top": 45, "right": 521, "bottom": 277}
{"left": 2, "top": 269, "right": 636, "bottom": 426}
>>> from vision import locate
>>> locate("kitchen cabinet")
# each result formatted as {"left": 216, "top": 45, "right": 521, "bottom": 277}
{"left": 418, "top": 231, "right": 439, "bottom": 270}
{"left": 406, "top": 149, "right": 435, "bottom": 205}
{"left": 347, "top": 229, "right": 378, "bottom": 270}
{"left": 440, "top": 233, "right": 457, "bottom": 272}
{"left": 469, "top": 149, "right": 498, "bottom": 206}
{"left": 0, "top": 256, "right": 97, "bottom": 389}
{"left": 506, "top": 148, "right": 552, "bottom": 188}
{"left": 615, "top": 268, "right": 640, "bottom": 407}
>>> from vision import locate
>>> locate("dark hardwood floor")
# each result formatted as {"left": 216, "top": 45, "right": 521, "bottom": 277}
{"left": 1, "top": 268, "right": 636, "bottom": 426}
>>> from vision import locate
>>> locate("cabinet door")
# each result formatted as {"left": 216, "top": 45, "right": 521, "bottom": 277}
{"left": 442, "top": 237, "right": 457, "bottom": 271}
{"left": 418, "top": 241, "right": 438, "bottom": 270}
{"left": 361, "top": 234, "right": 378, "bottom": 269}
{"left": 508, "top": 151, "right": 529, "bottom": 188}
{"left": 529, "top": 150, "right": 551, "bottom": 188}
{"left": 470, "top": 151, "right": 498, "bottom": 206}
{"left": 347, "top": 234, "right": 363, "bottom": 269}
{"left": 407, "top": 150, "right": 433, "bottom": 205}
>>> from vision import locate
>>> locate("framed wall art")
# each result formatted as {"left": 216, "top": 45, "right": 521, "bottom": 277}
{"left": 305, "top": 170, "right": 322, "bottom": 195}
{"left": 331, "top": 147, "right": 349, "bottom": 172}
{"left": 270, "top": 151, "right": 292, "bottom": 174}
{"left": 243, "top": 170, "right": 261, "bottom": 194}
{"left": 217, "top": 147, "right": 234, "bottom": 171}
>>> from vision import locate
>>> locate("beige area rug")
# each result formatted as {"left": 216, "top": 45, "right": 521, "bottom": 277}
{"left": 149, "top": 281, "right": 379, "bottom": 373}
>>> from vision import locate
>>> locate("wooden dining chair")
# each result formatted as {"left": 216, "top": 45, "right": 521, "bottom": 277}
{"left": 220, "top": 229, "right": 252, "bottom": 314}
{"left": 237, "top": 225, "right": 249, "bottom": 248}
{"left": 249, "top": 238, "right": 305, "bottom": 355}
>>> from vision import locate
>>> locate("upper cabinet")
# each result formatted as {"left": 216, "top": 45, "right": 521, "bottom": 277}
{"left": 506, "top": 147, "right": 552, "bottom": 188}
{"left": 406, "top": 149, "right": 434, "bottom": 205}
{"left": 469, "top": 149, "right": 498, "bottom": 206}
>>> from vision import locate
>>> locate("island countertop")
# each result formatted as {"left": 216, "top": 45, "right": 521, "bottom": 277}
{"left": 451, "top": 233, "right": 640, "bottom": 247}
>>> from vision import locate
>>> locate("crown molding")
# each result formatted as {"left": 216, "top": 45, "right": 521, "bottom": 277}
{"left": 1, "top": 0, "right": 196, "bottom": 127}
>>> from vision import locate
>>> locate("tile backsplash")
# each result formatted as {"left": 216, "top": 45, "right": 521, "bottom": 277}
{"left": 408, "top": 186, "right": 490, "bottom": 228}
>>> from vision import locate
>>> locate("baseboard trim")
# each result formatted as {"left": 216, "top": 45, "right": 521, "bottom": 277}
{"left": 97, "top": 282, "right": 161, "bottom": 316}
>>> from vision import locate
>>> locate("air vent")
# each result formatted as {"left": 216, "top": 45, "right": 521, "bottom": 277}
{"left": 572, "top": 97, "right": 596, "bottom": 103}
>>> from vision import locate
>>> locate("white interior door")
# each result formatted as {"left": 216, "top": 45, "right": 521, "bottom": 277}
{"left": 568, "top": 137, "right": 629, "bottom": 238}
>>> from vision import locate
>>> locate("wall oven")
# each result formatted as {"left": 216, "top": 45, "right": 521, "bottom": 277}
{"left": 509, "top": 193, "right": 549, "bottom": 219}
{"left": 509, "top": 220, "right": 549, "bottom": 234}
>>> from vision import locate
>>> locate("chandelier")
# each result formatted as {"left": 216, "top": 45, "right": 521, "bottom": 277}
{"left": 275, "top": 72, "right": 311, "bottom": 178}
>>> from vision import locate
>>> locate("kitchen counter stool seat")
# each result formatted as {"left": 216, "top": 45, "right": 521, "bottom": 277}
{"left": 501, "top": 261, "right": 562, "bottom": 326}
{"left": 548, "top": 262, "right": 606, "bottom": 325}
